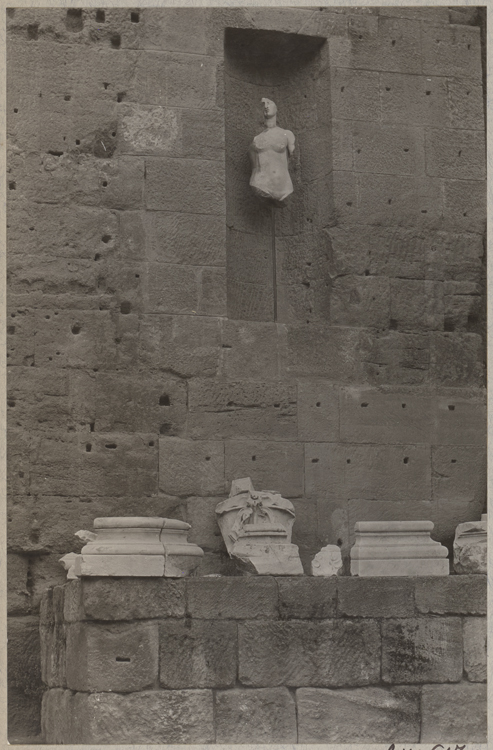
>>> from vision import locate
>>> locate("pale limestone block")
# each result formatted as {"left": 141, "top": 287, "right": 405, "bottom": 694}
{"left": 453, "top": 514, "right": 487, "bottom": 574}
{"left": 311, "top": 545, "right": 343, "bottom": 576}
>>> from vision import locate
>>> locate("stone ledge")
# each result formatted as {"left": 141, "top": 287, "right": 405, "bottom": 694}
{"left": 414, "top": 574, "right": 486, "bottom": 614}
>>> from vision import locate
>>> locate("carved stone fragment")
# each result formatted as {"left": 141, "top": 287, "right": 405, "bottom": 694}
{"left": 453, "top": 514, "right": 487, "bottom": 574}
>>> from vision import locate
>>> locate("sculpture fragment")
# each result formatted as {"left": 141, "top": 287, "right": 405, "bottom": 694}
{"left": 453, "top": 514, "right": 487, "bottom": 574}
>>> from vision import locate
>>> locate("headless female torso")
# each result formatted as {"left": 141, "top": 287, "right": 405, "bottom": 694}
{"left": 249, "top": 99, "right": 295, "bottom": 207}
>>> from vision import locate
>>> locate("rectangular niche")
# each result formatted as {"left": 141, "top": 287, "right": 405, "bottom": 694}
{"left": 224, "top": 27, "right": 331, "bottom": 323}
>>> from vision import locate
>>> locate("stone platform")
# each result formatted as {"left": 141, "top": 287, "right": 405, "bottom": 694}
{"left": 40, "top": 575, "right": 486, "bottom": 744}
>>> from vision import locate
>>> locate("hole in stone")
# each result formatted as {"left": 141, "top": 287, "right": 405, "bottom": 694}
{"left": 45, "top": 315, "right": 50, "bottom": 319}
{"left": 115, "top": 657, "right": 131, "bottom": 662}
{"left": 365, "top": 269, "right": 370, "bottom": 276}
{"left": 27, "top": 23, "right": 39, "bottom": 40}
{"left": 311, "top": 458, "right": 319, "bottom": 463}
{"left": 102, "top": 180, "right": 108, "bottom": 187}
{"left": 205, "top": 456, "right": 211, "bottom": 461}
{"left": 402, "top": 403, "right": 406, "bottom": 408}
{"left": 391, "top": 39, "right": 396, "bottom": 46}
{"left": 159, "top": 423, "right": 171, "bottom": 435}
{"left": 390, "top": 319, "right": 398, "bottom": 329}
{"left": 448, "top": 405, "right": 455, "bottom": 411}
{"left": 120, "top": 301, "right": 132, "bottom": 314}
{"left": 356, "top": 149, "right": 361, "bottom": 154}
{"left": 346, "top": 459, "right": 351, "bottom": 464}
{"left": 86, "top": 443, "right": 92, "bottom": 452}
{"left": 66, "top": 9, "right": 83, "bottom": 32}
{"left": 403, "top": 148, "right": 409, "bottom": 152}
{"left": 159, "top": 394, "right": 170, "bottom": 406}
{"left": 96, "top": 10, "right": 105, "bottom": 22}
{"left": 421, "top": 209, "right": 428, "bottom": 214}
{"left": 458, "top": 150, "right": 462, "bottom": 157}
{"left": 346, "top": 201, "right": 352, "bottom": 207}
{"left": 340, "top": 86, "right": 345, "bottom": 92}
{"left": 358, "top": 35, "right": 362, "bottom": 40}
{"left": 388, "top": 199, "right": 392, "bottom": 204}
{"left": 111, "top": 33, "right": 121, "bottom": 48}
{"left": 114, "top": 338, "right": 121, "bottom": 344}
{"left": 13, "top": 108, "right": 18, "bottom": 113}
{"left": 385, "top": 87, "right": 391, "bottom": 92}
{"left": 90, "top": 423, "right": 95, "bottom": 432}
{"left": 8, "top": 400, "right": 15, "bottom": 407}
{"left": 468, "top": 44, "right": 471, "bottom": 50}
{"left": 149, "top": 441, "right": 154, "bottom": 447}
{"left": 48, "top": 150, "right": 64, "bottom": 157}
{"left": 71, "top": 324, "right": 81, "bottom": 334}
{"left": 251, "top": 455, "right": 256, "bottom": 461}
{"left": 64, "top": 95, "right": 71, "bottom": 101}
{"left": 361, "top": 402, "right": 369, "bottom": 408}
{"left": 9, "top": 182, "right": 16, "bottom": 190}
{"left": 117, "top": 92, "right": 125, "bottom": 103}
{"left": 467, "top": 91, "right": 470, "bottom": 96}
{"left": 75, "top": 139, "right": 81, "bottom": 145}
{"left": 337, "top": 538, "right": 343, "bottom": 546}
{"left": 135, "top": 274, "right": 140, "bottom": 278}
{"left": 105, "top": 443, "right": 117, "bottom": 449}
{"left": 102, "top": 234, "right": 112, "bottom": 243}
{"left": 103, "top": 82, "right": 109, "bottom": 89}
{"left": 463, "top": 212, "right": 468, "bottom": 217}
{"left": 451, "top": 459, "right": 457, "bottom": 463}
{"left": 316, "top": 402, "right": 321, "bottom": 407}
{"left": 444, "top": 319, "right": 455, "bottom": 332}
{"left": 131, "top": 11, "right": 139, "bottom": 22}
{"left": 426, "top": 91, "right": 431, "bottom": 96}
{"left": 403, "top": 457, "right": 409, "bottom": 464}
{"left": 94, "top": 253, "right": 101, "bottom": 261}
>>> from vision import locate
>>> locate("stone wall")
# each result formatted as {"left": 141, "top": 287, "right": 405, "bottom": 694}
{"left": 40, "top": 576, "right": 487, "bottom": 743}
{"left": 7, "top": 6, "right": 486, "bottom": 740}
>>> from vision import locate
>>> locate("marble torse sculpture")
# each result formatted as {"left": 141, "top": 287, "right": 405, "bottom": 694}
{"left": 249, "top": 98, "right": 295, "bottom": 207}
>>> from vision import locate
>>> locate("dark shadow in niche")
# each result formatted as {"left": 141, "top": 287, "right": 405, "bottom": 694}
{"left": 224, "top": 28, "right": 332, "bottom": 323}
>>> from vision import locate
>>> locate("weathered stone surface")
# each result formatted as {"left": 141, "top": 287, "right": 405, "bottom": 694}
{"left": 142, "top": 8, "right": 209, "bottom": 53}
{"left": 311, "top": 545, "right": 342, "bottom": 577}
{"left": 187, "top": 577, "right": 278, "bottom": 620}
{"left": 42, "top": 688, "right": 215, "bottom": 744}
{"left": 239, "top": 620, "right": 380, "bottom": 687}
{"left": 139, "top": 314, "right": 222, "bottom": 378}
{"left": 443, "top": 178, "right": 486, "bottom": 234}
{"left": 159, "top": 437, "right": 225, "bottom": 496}
{"left": 448, "top": 78, "right": 484, "bottom": 130}
{"left": 159, "top": 619, "right": 236, "bottom": 688}
{"left": 65, "top": 621, "right": 158, "bottom": 692}
{"left": 434, "top": 395, "right": 486, "bottom": 445}
{"left": 146, "top": 157, "right": 225, "bottom": 214}
{"left": 221, "top": 320, "right": 280, "bottom": 380}
{"left": 225, "top": 440, "right": 303, "bottom": 498}
{"left": 215, "top": 687, "right": 297, "bottom": 743}
{"left": 426, "top": 128, "right": 485, "bottom": 180}
{"left": 422, "top": 23, "right": 482, "bottom": 78}
{"left": 463, "top": 617, "right": 486, "bottom": 682}
{"left": 7, "top": 553, "right": 30, "bottom": 614}
{"left": 380, "top": 72, "right": 449, "bottom": 127}
{"left": 278, "top": 577, "right": 337, "bottom": 619}
{"left": 391, "top": 278, "right": 444, "bottom": 331}
{"left": 305, "top": 442, "right": 432, "bottom": 503}
{"left": 331, "top": 68, "right": 380, "bottom": 121}
{"left": 297, "top": 686, "right": 420, "bottom": 742}
{"left": 353, "top": 122, "right": 423, "bottom": 176}
{"left": 431, "top": 332, "right": 484, "bottom": 386}
{"left": 421, "top": 683, "right": 487, "bottom": 742}
{"left": 415, "top": 575, "right": 486, "bottom": 615}
{"left": 331, "top": 275, "right": 391, "bottom": 329}
{"left": 188, "top": 379, "right": 297, "bottom": 441}
{"left": 8, "top": 616, "right": 43, "bottom": 740}
{"left": 77, "top": 578, "right": 185, "bottom": 620}
{"left": 284, "top": 323, "right": 366, "bottom": 381}
{"left": 381, "top": 618, "right": 463, "bottom": 684}
{"left": 338, "top": 577, "right": 415, "bottom": 618}
{"left": 297, "top": 380, "right": 339, "bottom": 442}
{"left": 349, "top": 15, "right": 422, "bottom": 73}
{"left": 453, "top": 516, "right": 487, "bottom": 574}
{"left": 146, "top": 211, "right": 226, "bottom": 266}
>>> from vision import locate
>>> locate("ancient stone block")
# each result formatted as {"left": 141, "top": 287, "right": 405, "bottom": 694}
{"left": 297, "top": 686, "right": 420, "bottom": 743}
{"left": 278, "top": 577, "right": 337, "bottom": 619}
{"left": 187, "top": 576, "right": 278, "bottom": 619}
{"left": 239, "top": 620, "right": 380, "bottom": 687}
{"left": 434, "top": 394, "right": 486, "bottom": 444}
{"left": 8, "top": 616, "right": 43, "bottom": 739}
{"left": 390, "top": 279, "right": 444, "bottom": 331}
{"left": 221, "top": 320, "right": 280, "bottom": 380}
{"left": 215, "top": 687, "right": 297, "bottom": 743}
{"left": 349, "top": 15, "right": 421, "bottom": 74}
{"left": 330, "top": 275, "right": 390, "bottom": 329}
{"left": 443, "top": 178, "right": 486, "bottom": 234}
{"left": 353, "top": 122, "right": 423, "bottom": 176}
{"left": 94, "top": 372, "right": 187, "bottom": 435}
{"left": 425, "top": 129, "right": 485, "bottom": 180}
{"left": 159, "top": 437, "right": 224, "bottom": 496}
{"left": 139, "top": 314, "right": 222, "bottom": 378}
{"left": 118, "top": 103, "right": 181, "bottom": 156}
{"left": 380, "top": 72, "right": 449, "bottom": 127}
{"left": 337, "top": 577, "right": 416, "bottom": 618}
{"left": 463, "top": 617, "right": 486, "bottom": 682}
{"left": 7, "top": 367, "right": 71, "bottom": 434}
{"left": 330, "top": 68, "right": 380, "bottom": 122}
{"left": 448, "top": 78, "right": 484, "bottom": 130}
{"left": 305, "top": 442, "right": 431, "bottom": 503}
{"left": 358, "top": 173, "right": 443, "bottom": 228}
{"left": 6, "top": 307, "right": 35, "bottom": 367}
{"left": 453, "top": 515, "right": 487, "bottom": 575}
{"left": 65, "top": 621, "right": 158, "bottom": 692}
{"left": 340, "top": 387, "right": 433, "bottom": 445}
{"left": 185, "top": 496, "right": 225, "bottom": 552}
{"left": 199, "top": 267, "right": 227, "bottom": 316}
{"left": 76, "top": 578, "right": 186, "bottom": 620}
{"left": 42, "top": 688, "right": 215, "bottom": 744}
{"left": 145, "top": 157, "right": 225, "bottom": 214}
{"left": 80, "top": 433, "right": 158, "bottom": 497}
{"left": 225, "top": 440, "right": 303, "bottom": 498}
{"left": 422, "top": 24, "right": 482, "bottom": 78}
{"left": 182, "top": 108, "right": 225, "bottom": 161}
{"left": 284, "top": 323, "right": 366, "bottom": 381}
{"left": 326, "top": 225, "right": 370, "bottom": 277}
{"left": 141, "top": 8, "right": 209, "bottom": 53}
{"left": 297, "top": 381, "right": 338, "bottom": 442}
{"left": 381, "top": 618, "right": 463, "bottom": 683}
{"left": 415, "top": 575, "right": 486, "bottom": 615}
{"left": 421, "top": 683, "right": 487, "bottom": 743}
{"left": 432, "top": 446, "right": 486, "bottom": 527}
{"left": 144, "top": 263, "right": 199, "bottom": 314}
{"left": 146, "top": 211, "right": 226, "bottom": 266}
{"left": 159, "top": 620, "right": 237, "bottom": 688}
{"left": 188, "top": 379, "right": 297, "bottom": 441}
{"left": 7, "top": 553, "right": 31, "bottom": 615}
{"left": 430, "top": 332, "right": 484, "bottom": 386}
